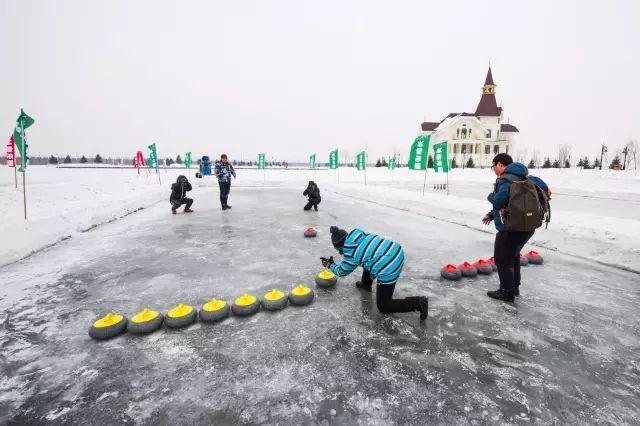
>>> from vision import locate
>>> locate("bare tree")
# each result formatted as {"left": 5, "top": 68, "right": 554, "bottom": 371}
{"left": 624, "top": 138, "right": 638, "bottom": 171}
{"left": 531, "top": 149, "right": 541, "bottom": 168}
{"left": 558, "top": 144, "right": 572, "bottom": 168}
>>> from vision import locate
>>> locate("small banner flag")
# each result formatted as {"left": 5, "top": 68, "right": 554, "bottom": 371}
{"left": 6, "top": 135, "right": 16, "bottom": 168}
{"left": 309, "top": 153, "right": 316, "bottom": 169}
{"left": 257, "top": 153, "right": 266, "bottom": 169}
{"left": 14, "top": 109, "right": 35, "bottom": 172}
{"left": 134, "top": 151, "right": 145, "bottom": 168}
{"left": 185, "top": 152, "right": 192, "bottom": 169}
{"left": 329, "top": 149, "right": 338, "bottom": 169}
{"left": 408, "top": 135, "right": 430, "bottom": 170}
{"left": 147, "top": 143, "right": 158, "bottom": 168}
{"left": 356, "top": 151, "right": 366, "bottom": 171}
{"left": 388, "top": 156, "right": 396, "bottom": 171}
{"left": 433, "top": 141, "right": 450, "bottom": 173}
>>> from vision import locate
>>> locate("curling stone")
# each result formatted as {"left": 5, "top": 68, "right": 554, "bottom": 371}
{"left": 440, "top": 264, "right": 462, "bottom": 281}
{"left": 288, "top": 284, "right": 314, "bottom": 306}
{"left": 526, "top": 250, "right": 544, "bottom": 265}
{"left": 128, "top": 308, "right": 163, "bottom": 334}
{"left": 304, "top": 227, "right": 318, "bottom": 238}
{"left": 199, "top": 298, "right": 231, "bottom": 322}
{"left": 519, "top": 254, "right": 529, "bottom": 266}
{"left": 166, "top": 304, "right": 197, "bottom": 328}
{"left": 488, "top": 257, "right": 498, "bottom": 271}
{"left": 315, "top": 269, "right": 338, "bottom": 288}
{"left": 89, "top": 312, "right": 128, "bottom": 340}
{"left": 232, "top": 293, "right": 260, "bottom": 316}
{"left": 473, "top": 259, "right": 493, "bottom": 275}
{"left": 458, "top": 261, "right": 478, "bottom": 278}
{"left": 261, "top": 289, "right": 288, "bottom": 311}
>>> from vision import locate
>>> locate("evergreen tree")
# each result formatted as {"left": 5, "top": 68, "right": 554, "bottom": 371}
{"left": 94, "top": 154, "right": 103, "bottom": 163}
{"left": 528, "top": 159, "right": 536, "bottom": 169}
{"left": 610, "top": 155, "right": 622, "bottom": 169}
{"left": 165, "top": 158, "right": 174, "bottom": 166}
{"left": 64, "top": 155, "right": 72, "bottom": 164}
{"left": 542, "top": 158, "right": 552, "bottom": 168}
{"left": 582, "top": 157, "right": 591, "bottom": 169}
{"left": 375, "top": 158, "right": 382, "bottom": 167}
{"left": 381, "top": 157, "right": 388, "bottom": 167}
{"left": 176, "top": 155, "right": 182, "bottom": 164}
{"left": 451, "top": 158, "right": 458, "bottom": 169}
{"left": 577, "top": 158, "right": 584, "bottom": 168}
{"left": 593, "top": 157, "right": 601, "bottom": 169}
{"left": 552, "top": 159, "right": 560, "bottom": 168}
{"left": 564, "top": 159, "right": 571, "bottom": 168}
{"left": 427, "top": 155, "right": 434, "bottom": 168}
{"left": 466, "top": 157, "right": 475, "bottom": 168}
{"left": 48, "top": 155, "right": 58, "bottom": 165}
{"left": 80, "top": 155, "right": 88, "bottom": 164}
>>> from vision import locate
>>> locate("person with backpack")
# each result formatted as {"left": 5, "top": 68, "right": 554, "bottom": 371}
{"left": 170, "top": 175, "right": 194, "bottom": 214}
{"left": 321, "top": 226, "right": 429, "bottom": 320}
{"left": 482, "top": 153, "right": 550, "bottom": 302}
{"left": 302, "top": 181, "right": 321, "bottom": 211}
{"left": 214, "top": 154, "right": 236, "bottom": 210}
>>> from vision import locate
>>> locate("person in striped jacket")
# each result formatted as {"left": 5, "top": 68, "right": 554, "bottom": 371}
{"left": 322, "top": 226, "right": 429, "bottom": 320}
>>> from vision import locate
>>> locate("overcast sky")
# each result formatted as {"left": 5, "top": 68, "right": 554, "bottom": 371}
{"left": 1, "top": 0, "right": 638, "bottom": 163}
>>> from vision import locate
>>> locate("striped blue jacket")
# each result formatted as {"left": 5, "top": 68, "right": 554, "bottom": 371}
{"left": 329, "top": 228, "right": 405, "bottom": 285}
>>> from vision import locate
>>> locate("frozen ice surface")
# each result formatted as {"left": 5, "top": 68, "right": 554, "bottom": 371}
{"left": 1, "top": 186, "right": 639, "bottom": 424}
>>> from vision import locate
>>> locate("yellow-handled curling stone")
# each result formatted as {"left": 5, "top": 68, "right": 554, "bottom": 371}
{"left": 261, "top": 289, "right": 288, "bottom": 311}
{"left": 127, "top": 308, "right": 164, "bottom": 334}
{"left": 165, "top": 303, "right": 197, "bottom": 328}
{"left": 89, "top": 312, "right": 128, "bottom": 340}
{"left": 232, "top": 293, "right": 260, "bottom": 316}
{"left": 315, "top": 269, "right": 337, "bottom": 288}
{"left": 288, "top": 284, "right": 314, "bottom": 306}
{"left": 199, "top": 298, "right": 230, "bottom": 322}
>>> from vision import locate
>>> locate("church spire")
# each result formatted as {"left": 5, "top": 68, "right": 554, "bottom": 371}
{"left": 475, "top": 66, "right": 501, "bottom": 116}
{"left": 482, "top": 67, "right": 496, "bottom": 94}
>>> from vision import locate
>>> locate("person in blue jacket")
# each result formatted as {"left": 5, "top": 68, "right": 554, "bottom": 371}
{"left": 214, "top": 154, "right": 236, "bottom": 210}
{"left": 482, "top": 153, "right": 549, "bottom": 302}
{"left": 322, "top": 226, "right": 429, "bottom": 320}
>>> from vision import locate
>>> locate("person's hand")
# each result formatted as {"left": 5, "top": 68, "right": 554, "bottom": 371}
{"left": 320, "top": 256, "right": 335, "bottom": 268}
{"left": 482, "top": 215, "right": 492, "bottom": 225}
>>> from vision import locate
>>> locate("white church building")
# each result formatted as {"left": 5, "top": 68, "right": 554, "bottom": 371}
{"left": 420, "top": 67, "right": 518, "bottom": 167}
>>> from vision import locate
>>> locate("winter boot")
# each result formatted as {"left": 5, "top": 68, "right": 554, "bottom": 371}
{"left": 418, "top": 296, "right": 429, "bottom": 321}
{"left": 514, "top": 285, "right": 520, "bottom": 297}
{"left": 487, "top": 289, "right": 515, "bottom": 303}
{"left": 224, "top": 204, "right": 232, "bottom": 209}
{"left": 184, "top": 208, "right": 194, "bottom": 213}
{"left": 171, "top": 207, "right": 177, "bottom": 215}
{"left": 355, "top": 281, "right": 372, "bottom": 292}
{"left": 313, "top": 205, "right": 318, "bottom": 211}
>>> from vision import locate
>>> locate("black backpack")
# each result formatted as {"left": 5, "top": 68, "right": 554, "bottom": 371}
{"left": 498, "top": 175, "right": 550, "bottom": 231}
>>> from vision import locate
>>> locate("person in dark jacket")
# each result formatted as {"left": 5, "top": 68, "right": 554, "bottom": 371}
{"left": 214, "top": 154, "right": 236, "bottom": 210}
{"left": 170, "top": 175, "right": 193, "bottom": 214}
{"left": 322, "top": 226, "right": 429, "bottom": 320}
{"left": 303, "top": 181, "right": 321, "bottom": 211}
{"left": 483, "top": 153, "right": 549, "bottom": 302}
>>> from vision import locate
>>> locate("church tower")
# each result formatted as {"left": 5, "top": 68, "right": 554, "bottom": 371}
{"left": 474, "top": 67, "right": 501, "bottom": 116}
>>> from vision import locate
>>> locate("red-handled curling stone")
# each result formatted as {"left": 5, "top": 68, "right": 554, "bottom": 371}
{"left": 440, "top": 264, "right": 462, "bottom": 281}
{"left": 473, "top": 259, "right": 493, "bottom": 275}
{"left": 526, "top": 250, "right": 543, "bottom": 265}
{"left": 458, "top": 261, "right": 478, "bottom": 278}
{"left": 304, "top": 227, "right": 317, "bottom": 238}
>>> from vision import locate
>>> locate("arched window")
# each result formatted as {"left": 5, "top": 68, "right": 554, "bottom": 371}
{"left": 456, "top": 128, "right": 460, "bottom": 138}
{"left": 486, "top": 129, "right": 492, "bottom": 139}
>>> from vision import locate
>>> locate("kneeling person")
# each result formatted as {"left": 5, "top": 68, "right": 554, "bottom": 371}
{"left": 170, "top": 175, "right": 194, "bottom": 214}
{"left": 323, "top": 226, "right": 428, "bottom": 320}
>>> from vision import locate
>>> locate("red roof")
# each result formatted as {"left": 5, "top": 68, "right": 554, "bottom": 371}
{"left": 484, "top": 67, "right": 495, "bottom": 86}
{"left": 500, "top": 123, "right": 519, "bottom": 132}
{"left": 421, "top": 122, "right": 439, "bottom": 131}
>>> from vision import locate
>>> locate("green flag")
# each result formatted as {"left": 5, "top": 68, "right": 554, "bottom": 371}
{"left": 433, "top": 141, "right": 450, "bottom": 173}
{"left": 257, "top": 153, "right": 266, "bottom": 169}
{"left": 310, "top": 154, "right": 316, "bottom": 169}
{"left": 388, "top": 156, "right": 396, "bottom": 170}
{"left": 356, "top": 151, "right": 366, "bottom": 171}
{"left": 14, "top": 109, "right": 35, "bottom": 172}
{"left": 184, "top": 152, "right": 192, "bottom": 169}
{"left": 329, "top": 149, "right": 338, "bottom": 169}
{"left": 408, "top": 135, "right": 430, "bottom": 170}
{"left": 148, "top": 143, "right": 158, "bottom": 168}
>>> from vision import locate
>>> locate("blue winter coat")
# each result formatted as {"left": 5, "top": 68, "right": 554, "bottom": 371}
{"left": 487, "top": 162, "right": 549, "bottom": 232}
{"left": 329, "top": 228, "right": 405, "bottom": 285}
{"left": 214, "top": 161, "right": 236, "bottom": 183}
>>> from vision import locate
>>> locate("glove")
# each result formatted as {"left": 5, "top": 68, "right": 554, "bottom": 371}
{"left": 320, "top": 256, "right": 335, "bottom": 268}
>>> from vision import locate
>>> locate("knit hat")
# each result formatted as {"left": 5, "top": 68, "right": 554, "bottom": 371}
{"left": 330, "top": 226, "right": 348, "bottom": 249}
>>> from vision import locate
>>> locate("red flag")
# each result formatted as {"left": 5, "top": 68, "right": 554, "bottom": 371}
{"left": 5, "top": 135, "right": 15, "bottom": 168}
{"left": 134, "top": 151, "right": 145, "bottom": 168}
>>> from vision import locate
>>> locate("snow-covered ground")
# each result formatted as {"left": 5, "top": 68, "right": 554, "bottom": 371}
{"left": 2, "top": 166, "right": 639, "bottom": 271}
{"left": 0, "top": 183, "right": 638, "bottom": 423}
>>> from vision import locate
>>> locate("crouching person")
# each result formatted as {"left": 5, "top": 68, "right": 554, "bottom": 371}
{"left": 303, "top": 181, "right": 321, "bottom": 211}
{"left": 323, "top": 226, "right": 428, "bottom": 320}
{"left": 170, "top": 175, "right": 194, "bottom": 214}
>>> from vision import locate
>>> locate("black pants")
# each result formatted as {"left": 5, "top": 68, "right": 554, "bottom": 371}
{"left": 494, "top": 230, "right": 534, "bottom": 291}
{"left": 171, "top": 198, "right": 193, "bottom": 209}
{"left": 360, "top": 269, "right": 421, "bottom": 313}
{"left": 303, "top": 199, "right": 320, "bottom": 210}
{"left": 218, "top": 181, "right": 231, "bottom": 206}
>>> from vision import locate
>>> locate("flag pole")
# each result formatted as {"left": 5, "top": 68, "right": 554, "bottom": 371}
{"left": 14, "top": 162, "right": 18, "bottom": 189}
{"left": 446, "top": 169, "right": 449, "bottom": 196}
{"left": 20, "top": 117, "right": 27, "bottom": 220}
{"left": 422, "top": 167, "right": 427, "bottom": 196}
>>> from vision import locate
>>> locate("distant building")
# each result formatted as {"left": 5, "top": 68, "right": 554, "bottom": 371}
{"left": 420, "top": 67, "right": 518, "bottom": 167}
